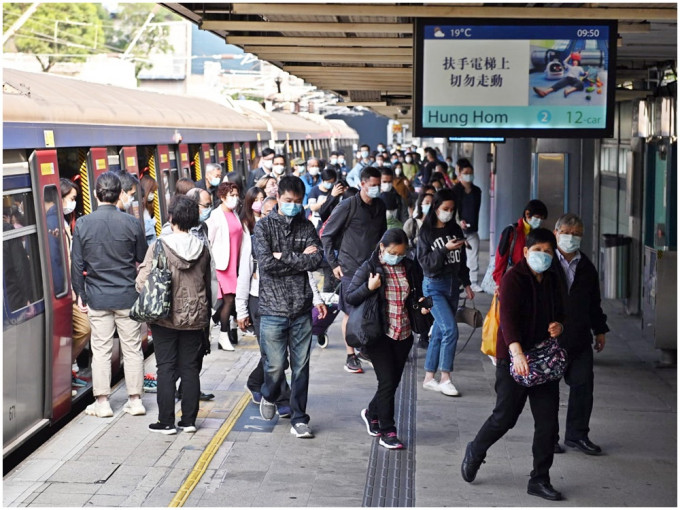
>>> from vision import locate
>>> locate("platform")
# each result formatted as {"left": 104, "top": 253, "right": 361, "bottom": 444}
{"left": 4, "top": 246, "right": 677, "bottom": 507}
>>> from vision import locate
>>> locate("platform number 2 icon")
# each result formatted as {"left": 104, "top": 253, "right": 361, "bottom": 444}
{"left": 538, "top": 110, "right": 551, "bottom": 123}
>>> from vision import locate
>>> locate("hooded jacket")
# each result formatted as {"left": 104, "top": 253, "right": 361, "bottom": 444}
{"left": 253, "top": 206, "right": 323, "bottom": 318}
{"left": 136, "top": 232, "right": 211, "bottom": 330}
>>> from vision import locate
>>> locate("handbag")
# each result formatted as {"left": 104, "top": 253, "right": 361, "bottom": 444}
{"left": 455, "top": 298, "right": 483, "bottom": 328}
{"left": 481, "top": 294, "right": 499, "bottom": 357}
{"left": 510, "top": 337, "right": 567, "bottom": 387}
{"left": 346, "top": 291, "right": 382, "bottom": 348}
{"left": 129, "top": 240, "right": 172, "bottom": 322}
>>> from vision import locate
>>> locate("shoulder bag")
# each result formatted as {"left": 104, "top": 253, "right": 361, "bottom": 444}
{"left": 346, "top": 291, "right": 383, "bottom": 348}
{"left": 130, "top": 240, "right": 172, "bottom": 322}
{"left": 510, "top": 337, "right": 567, "bottom": 387}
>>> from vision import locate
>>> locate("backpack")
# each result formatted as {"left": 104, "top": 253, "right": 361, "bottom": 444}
{"left": 319, "top": 194, "right": 358, "bottom": 250}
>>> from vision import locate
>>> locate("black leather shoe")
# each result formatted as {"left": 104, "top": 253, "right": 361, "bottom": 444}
{"left": 199, "top": 392, "right": 215, "bottom": 401}
{"left": 527, "top": 480, "right": 563, "bottom": 501}
{"left": 554, "top": 442, "right": 565, "bottom": 454}
{"left": 228, "top": 328, "right": 239, "bottom": 346}
{"left": 565, "top": 438, "right": 602, "bottom": 455}
{"left": 461, "top": 442, "right": 485, "bottom": 483}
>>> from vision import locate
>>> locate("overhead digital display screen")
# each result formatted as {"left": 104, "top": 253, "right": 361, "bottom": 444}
{"left": 414, "top": 19, "right": 617, "bottom": 138}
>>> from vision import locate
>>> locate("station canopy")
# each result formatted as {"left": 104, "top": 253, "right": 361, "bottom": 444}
{"left": 162, "top": 3, "right": 677, "bottom": 120}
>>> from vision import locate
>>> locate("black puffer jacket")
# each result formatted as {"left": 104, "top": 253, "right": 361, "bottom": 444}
{"left": 253, "top": 206, "right": 323, "bottom": 318}
{"left": 345, "top": 250, "right": 427, "bottom": 335}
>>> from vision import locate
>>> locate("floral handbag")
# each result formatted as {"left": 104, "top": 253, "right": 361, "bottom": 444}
{"left": 510, "top": 337, "right": 567, "bottom": 387}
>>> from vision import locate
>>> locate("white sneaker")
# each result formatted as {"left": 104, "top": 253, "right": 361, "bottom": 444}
{"left": 439, "top": 380, "right": 460, "bottom": 397}
{"left": 470, "top": 283, "right": 483, "bottom": 293}
{"left": 72, "top": 362, "right": 80, "bottom": 373}
{"left": 123, "top": 398, "right": 146, "bottom": 416}
{"left": 422, "top": 379, "right": 440, "bottom": 392}
{"left": 218, "top": 331, "right": 235, "bottom": 351}
{"left": 85, "top": 400, "right": 113, "bottom": 418}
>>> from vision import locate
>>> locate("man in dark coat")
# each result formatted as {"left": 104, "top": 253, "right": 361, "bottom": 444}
{"left": 553, "top": 213, "right": 609, "bottom": 456}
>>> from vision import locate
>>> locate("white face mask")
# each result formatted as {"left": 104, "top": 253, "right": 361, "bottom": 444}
{"left": 121, "top": 194, "right": 133, "bottom": 210}
{"left": 63, "top": 200, "right": 76, "bottom": 215}
{"left": 527, "top": 216, "right": 543, "bottom": 229}
{"left": 394, "top": 167, "right": 402, "bottom": 176}
{"left": 330, "top": 158, "right": 338, "bottom": 165}
{"left": 461, "top": 174, "right": 474, "bottom": 183}
{"left": 437, "top": 210, "right": 454, "bottom": 224}
{"left": 147, "top": 192, "right": 155, "bottom": 202}
{"left": 308, "top": 167, "right": 319, "bottom": 176}
{"left": 273, "top": 164, "right": 285, "bottom": 175}
{"left": 225, "top": 196, "right": 239, "bottom": 210}
{"left": 338, "top": 157, "right": 345, "bottom": 164}
{"left": 405, "top": 156, "right": 412, "bottom": 163}
{"left": 262, "top": 159, "right": 273, "bottom": 169}
{"left": 380, "top": 182, "right": 393, "bottom": 193}
{"left": 557, "top": 234, "right": 582, "bottom": 254}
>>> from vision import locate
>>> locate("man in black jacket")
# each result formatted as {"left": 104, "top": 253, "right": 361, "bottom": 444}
{"left": 195, "top": 163, "right": 223, "bottom": 207}
{"left": 253, "top": 176, "right": 325, "bottom": 438}
{"left": 553, "top": 213, "right": 609, "bottom": 456}
{"left": 71, "top": 172, "right": 148, "bottom": 418}
{"left": 452, "top": 158, "right": 483, "bottom": 292}
{"left": 247, "top": 148, "right": 275, "bottom": 189}
{"left": 321, "top": 166, "right": 386, "bottom": 374}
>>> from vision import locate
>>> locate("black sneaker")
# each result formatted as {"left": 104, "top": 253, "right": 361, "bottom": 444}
{"left": 356, "top": 349, "right": 373, "bottom": 366}
{"left": 344, "top": 354, "right": 363, "bottom": 374}
{"left": 360, "top": 409, "right": 381, "bottom": 437}
{"left": 417, "top": 336, "right": 430, "bottom": 349}
{"left": 379, "top": 432, "right": 404, "bottom": 449}
{"left": 148, "top": 422, "right": 177, "bottom": 435}
{"left": 177, "top": 421, "right": 197, "bottom": 433}
{"left": 199, "top": 392, "right": 215, "bottom": 401}
{"left": 316, "top": 334, "right": 329, "bottom": 349}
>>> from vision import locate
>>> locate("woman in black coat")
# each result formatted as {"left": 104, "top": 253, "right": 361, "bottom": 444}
{"left": 346, "top": 228, "right": 431, "bottom": 450}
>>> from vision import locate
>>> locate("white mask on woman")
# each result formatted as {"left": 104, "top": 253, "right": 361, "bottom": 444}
{"left": 437, "top": 210, "right": 454, "bottom": 224}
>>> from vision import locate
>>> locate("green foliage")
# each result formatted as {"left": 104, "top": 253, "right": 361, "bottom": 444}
{"left": 3, "top": 3, "right": 107, "bottom": 71}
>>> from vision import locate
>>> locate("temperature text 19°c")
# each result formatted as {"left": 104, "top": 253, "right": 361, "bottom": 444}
{"left": 567, "top": 111, "right": 602, "bottom": 125}
{"left": 450, "top": 28, "right": 472, "bottom": 38}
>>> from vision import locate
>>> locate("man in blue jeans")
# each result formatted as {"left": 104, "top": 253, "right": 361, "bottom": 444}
{"left": 252, "top": 176, "right": 326, "bottom": 438}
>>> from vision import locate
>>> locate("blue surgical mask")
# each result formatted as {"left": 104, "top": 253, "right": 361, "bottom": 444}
{"left": 320, "top": 181, "right": 331, "bottom": 191}
{"left": 361, "top": 150, "right": 370, "bottom": 159}
{"left": 558, "top": 234, "right": 582, "bottom": 254}
{"left": 527, "top": 216, "right": 543, "bottom": 229}
{"left": 382, "top": 251, "right": 404, "bottom": 266}
{"left": 462, "top": 174, "right": 474, "bottom": 183}
{"left": 210, "top": 177, "right": 221, "bottom": 187}
{"left": 280, "top": 202, "right": 302, "bottom": 217}
{"left": 367, "top": 186, "right": 380, "bottom": 198}
{"left": 200, "top": 208, "right": 211, "bottom": 222}
{"left": 527, "top": 251, "right": 553, "bottom": 273}
{"left": 421, "top": 204, "right": 431, "bottom": 215}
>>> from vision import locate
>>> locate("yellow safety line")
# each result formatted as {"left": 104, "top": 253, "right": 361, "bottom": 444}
{"left": 168, "top": 392, "right": 251, "bottom": 507}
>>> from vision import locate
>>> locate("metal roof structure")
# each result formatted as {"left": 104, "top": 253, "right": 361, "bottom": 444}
{"left": 162, "top": 3, "right": 677, "bottom": 121}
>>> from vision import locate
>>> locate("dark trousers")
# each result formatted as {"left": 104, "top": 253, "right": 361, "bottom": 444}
{"left": 471, "top": 359, "right": 559, "bottom": 483}
{"left": 552, "top": 75, "right": 584, "bottom": 92}
{"left": 152, "top": 324, "right": 204, "bottom": 426}
{"left": 563, "top": 345, "right": 594, "bottom": 442}
{"left": 365, "top": 334, "right": 414, "bottom": 434}
{"left": 245, "top": 295, "right": 291, "bottom": 406}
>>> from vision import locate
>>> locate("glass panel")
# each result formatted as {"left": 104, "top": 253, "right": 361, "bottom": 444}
{"left": 43, "top": 185, "right": 68, "bottom": 298}
{"left": 653, "top": 149, "right": 669, "bottom": 248}
{"left": 3, "top": 230, "right": 43, "bottom": 313}
{"left": 3, "top": 191, "right": 37, "bottom": 228}
{"left": 536, "top": 153, "right": 566, "bottom": 232}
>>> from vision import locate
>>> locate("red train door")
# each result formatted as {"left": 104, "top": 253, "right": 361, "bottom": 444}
{"left": 178, "top": 144, "right": 191, "bottom": 180}
{"left": 29, "top": 150, "right": 73, "bottom": 420}
{"left": 87, "top": 148, "right": 109, "bottom": 212}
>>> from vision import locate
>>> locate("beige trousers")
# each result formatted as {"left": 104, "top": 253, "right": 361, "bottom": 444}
{"left": 88, "top": 308, "right": 143, "bottom": 397}
{"left": 72, "top": 303, "right": 91, "bottom": 362}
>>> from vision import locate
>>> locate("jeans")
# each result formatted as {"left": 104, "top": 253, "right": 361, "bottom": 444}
{"left": 470, "top": 360, "right": 559, "bottom": 483}
{"left": 465, "top": 232, "right": 480, "bottom": 285}
{"left": 563, "top": 345, "right": 595, "bottom": 442}
{"left": 151, "top": 324, "right": 204, "bottom": 426}
{"left": 88, "top": 308, "right": 143, "bottom": 397}
{"left": 422, "top": 276, "right": 460, "bottom": 373}
{"left": 259, "top": 313, "right": 313, "bottom": 425}
{"left": 365, "top": 335, "right": 414, "bottom": 434}
{"left": 245, "top": 295, "right": 291, "bottom": 406}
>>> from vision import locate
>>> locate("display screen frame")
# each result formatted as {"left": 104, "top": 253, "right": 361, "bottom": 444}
{"left": 413, "top": 18, "right": 618, "bottom": 138}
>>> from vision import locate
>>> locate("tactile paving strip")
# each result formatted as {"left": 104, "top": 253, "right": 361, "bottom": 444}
{"left": 363, "top": 345, "right": 417, "bottom": 507}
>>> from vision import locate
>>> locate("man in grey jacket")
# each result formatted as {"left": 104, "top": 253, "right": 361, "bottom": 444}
{"left": 253, "top": 176, "right": 325, "bottom": 438}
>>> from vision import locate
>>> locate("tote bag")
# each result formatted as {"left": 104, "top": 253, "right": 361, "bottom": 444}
{"left": 130, "top": 241, "right": 172, "bottom": 322}
{"left": 481, "top": 294, "right": 499, "bottom": 357}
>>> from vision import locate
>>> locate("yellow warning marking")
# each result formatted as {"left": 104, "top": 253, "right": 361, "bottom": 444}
{"left": 43, "top": 130, "right": 55, "bottom": 147}
{"left": 168, "top": 392, "right": 251, "bottom": 507}
{"left": 79, "top": 149, "right": 91, "bottom": 214}
{"left": 40, "top": 162, "right": 54, "bottom": 175}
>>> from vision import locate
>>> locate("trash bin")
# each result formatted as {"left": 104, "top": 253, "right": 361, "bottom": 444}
{"left": 600, "top": 234, "right": 632, "bottom": 299}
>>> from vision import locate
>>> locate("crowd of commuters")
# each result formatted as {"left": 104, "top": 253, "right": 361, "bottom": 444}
{"left": 62, "top": 141, "right": 607, "bottom": 501}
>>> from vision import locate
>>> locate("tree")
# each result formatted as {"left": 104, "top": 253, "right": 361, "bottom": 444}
{"left": 2, "top": 3, "right": 108, "bottom": 72}
{"left": 105, "top": 3, "right": 181, "bottom": 77}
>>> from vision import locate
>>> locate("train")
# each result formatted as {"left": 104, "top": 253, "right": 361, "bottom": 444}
{"left": 2, "top": 67, "right": 358, "bottom": 458}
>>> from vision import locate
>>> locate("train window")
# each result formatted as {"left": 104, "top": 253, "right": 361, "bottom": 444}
{"left": 43, "top": 185, "right": 69, "bottom": 299}
{"left": 3, "top": 227, "right": 43, "bottom": 314}
{"left": 3, "top": 190, "right": 37, "bottom": 229}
